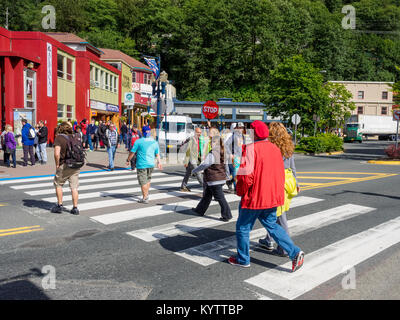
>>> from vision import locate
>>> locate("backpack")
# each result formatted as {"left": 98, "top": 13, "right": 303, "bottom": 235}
{"left": 28, "top": 127, "right": 36, "bottom": 139}
{"left": 284, "top": 168, "right": 298, "bottom": 197}
{"left": 60, "top": 133, "right": 86, "bottom": 169}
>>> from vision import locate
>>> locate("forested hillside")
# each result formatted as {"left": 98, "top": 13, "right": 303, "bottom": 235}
{"left": 2, "top": 0, "right": 400, "bottom": 101}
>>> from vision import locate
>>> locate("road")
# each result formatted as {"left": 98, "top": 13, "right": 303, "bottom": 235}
{"left": 0, "top": 141, "right": 399, "bottom": 303}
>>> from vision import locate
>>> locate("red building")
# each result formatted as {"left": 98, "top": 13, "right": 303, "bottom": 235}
{"left": 0, "top": 28, "right": 121, "bottom": 145}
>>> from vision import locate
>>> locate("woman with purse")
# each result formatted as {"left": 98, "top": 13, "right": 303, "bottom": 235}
{"left": 258, "top": 122, "right": 300, "bottom": 257}
{"left": 4, "top": 124, "right": 17, "bottom": 168}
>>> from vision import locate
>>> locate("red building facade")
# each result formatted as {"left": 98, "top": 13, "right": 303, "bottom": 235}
{"left": 0, "top": 27, "right": 121, "bottom": 145}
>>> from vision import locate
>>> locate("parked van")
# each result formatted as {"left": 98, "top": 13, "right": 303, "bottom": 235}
{"left": 158, "top": 115, "right": 194, "bottom": 152}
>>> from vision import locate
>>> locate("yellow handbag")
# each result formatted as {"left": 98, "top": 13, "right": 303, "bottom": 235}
{"left": 277, "top": 168, "right": 298, "bottom": 217}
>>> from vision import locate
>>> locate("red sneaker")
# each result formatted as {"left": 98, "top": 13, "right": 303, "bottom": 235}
{"left": 228, "top": 256, "right": 250, "bottom": 268}
{"left": 292, "top": 251, "right": 305, "bottom": 272}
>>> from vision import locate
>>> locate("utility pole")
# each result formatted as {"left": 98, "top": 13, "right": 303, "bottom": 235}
{"left": 5, "top": 7, "right": 9, "bottom": 30}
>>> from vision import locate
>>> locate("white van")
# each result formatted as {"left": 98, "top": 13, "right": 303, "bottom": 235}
{"left": 158, "top": 115, "right": 194, "bottom": 151}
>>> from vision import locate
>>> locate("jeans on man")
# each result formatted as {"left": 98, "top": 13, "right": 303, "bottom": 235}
{"left": 181, "top": 162, "right": 203, "bottom": 188}
{"left": 36, "top": 142, "right": 47, "bottom": 163}
{"left": 227, "top": 164, "right": 236, "bottom": 189}
{"left": 87, "top": 134, "right": 93, "bottom": 151}
{"left": 107, "top": 145, "right": 117, "bottom": 169}
{"left": 235, "top": 204, "right": 300, "bottom": 265}
{"left": 264, "top": 212, "right": 289, "bottom": 255}
{"left": 23, "top": 145, "right": 35, "bottom": 165}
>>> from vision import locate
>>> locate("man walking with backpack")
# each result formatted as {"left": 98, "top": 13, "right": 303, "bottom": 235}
{"left": 21, "top": 119, "right": 36, "bottom": 166}
{"left": 51, "top": 122, "right": 85, "bottom": 215}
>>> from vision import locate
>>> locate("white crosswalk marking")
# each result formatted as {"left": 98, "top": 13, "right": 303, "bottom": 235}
{"left": 175, "top": 204, "right": 375, "bottom": 266}
{"left": 90, "top": 193, "right": 240, "bottom": 225}
{"left": 245, "top": 216, "right": 400, "bottom": 300}
{"left": 127, "top": 196, "right": 323, "bottom": 242}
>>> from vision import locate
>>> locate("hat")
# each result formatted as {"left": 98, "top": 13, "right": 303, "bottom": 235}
{"left": 142, "top": 125, "right": 151, "bottom": 135}
{"left": 238, "top": 122, "right": 245, "bottom": 128}
{"left": 250, "top": 120, "right": 269, "bottom": 139}
{"left": 230, "top": 123, "right": 237, "bottom": 131}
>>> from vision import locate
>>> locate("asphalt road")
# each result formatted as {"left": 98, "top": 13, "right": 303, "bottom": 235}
{"left": 0, "top": 141, "right": 399, "bottom": 303}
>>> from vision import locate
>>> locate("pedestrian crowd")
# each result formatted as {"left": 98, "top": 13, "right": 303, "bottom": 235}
{"left": 1, "top": 117, "right": 305, "bottom": 272}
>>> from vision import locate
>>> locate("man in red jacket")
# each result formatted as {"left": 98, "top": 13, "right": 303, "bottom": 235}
{"left": 228, "top": 120, "right": 304, "bottom": 272}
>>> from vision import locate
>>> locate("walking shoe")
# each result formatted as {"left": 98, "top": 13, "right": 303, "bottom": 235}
{"left": 258, "top": 238, "right": 274, "bottom": 251}
{"left": 228, "top": 256, "right": 250, "bottom": 268}
{"left": 70, "top": 207, "right": 80, "bottom": 215}
{"left": 180, "top": 187, "right": 191, "bottom": 192}
{"left": 191, "top": 207, "right": 204, "bottom": 216}
{"left": 268, "top": 249, "right": 289, "bottom": 258}
{"left": 292, "top": 251, "right": 305, "bottom": 272}
{"left": 138, "top": 197, "right": 149, "bottom": 204}
{"left": 219, "top": 217, "right": 231, "bottom": 222}
{"left": 50, "top": 204, "right": 64, "bottom": 214}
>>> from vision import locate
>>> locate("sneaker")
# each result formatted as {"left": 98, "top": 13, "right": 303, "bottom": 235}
{"left": 180, "top": 187, "right": 191, "bottom": 192}
{"left": 191, "top": 207, "right": 204, "bottom": 216}
{"left": 228, "top": 256, "right": 250, "bottom": 268}
{"left": 138, "top": 197, "right": 149, "bottom": 204}
{"left": 292, "top": 251, "right": 305, "bottom": 272}
{"left": 70, "top": 207, "right": 80, "bottom": 215}
{"left": 219, "top": 217, "right": 231, "bottom": 222}
{"left": 50, "top": 204, "right": 64, "bottom": 214}
{"left": 269, "top": 249, "right": 289, "bottom": 258}
{"left": 258, "top": 238, "right": 274, "bottom": 251}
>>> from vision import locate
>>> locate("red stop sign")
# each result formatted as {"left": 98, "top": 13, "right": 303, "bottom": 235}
{"left": 202, "top": 100, "right": 219, "bottom": 119}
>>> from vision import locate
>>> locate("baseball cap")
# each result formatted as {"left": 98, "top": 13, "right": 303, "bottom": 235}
{"left": 238, "top": 122, "right": 245, "bottom": 128}
{"left": 142, "top": 125, "right": 151, "bottom": 135}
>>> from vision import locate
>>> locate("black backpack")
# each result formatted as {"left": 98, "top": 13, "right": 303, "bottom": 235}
{"left": 60, "top": 133, "right": 86, "bottom": 169}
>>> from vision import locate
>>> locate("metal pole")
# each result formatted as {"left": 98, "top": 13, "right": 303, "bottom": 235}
{"left": 396, "top": 119, "right": 399, "bottom": 150}
{"left": 156, "top": 80, "right": 160, "bottom": 142}
{"left": 294, "top": 122, "right": 298, "bottom": 146}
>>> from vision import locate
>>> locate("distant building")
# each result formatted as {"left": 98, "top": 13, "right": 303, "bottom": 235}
{"left": 330, "top": 81, "right": 394, "bottom": 117}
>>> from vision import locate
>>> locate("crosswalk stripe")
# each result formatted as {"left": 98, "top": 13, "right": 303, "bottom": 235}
{"left": 175, "top": 203, "right": 375, "bottom": 266}
{"left": 90, "top": 193, "right": 240, "bottom": 225}
{"left": 127, "top": 196, "right": 323, "bottom": 242}
{"left": 244, "top": 215, "right": 399, "bottom": 300}
{"left": 41, "top": 181, "right": 200, "bottom": 203}
{"left": 25, "top": 175, "right": 185, "bottom": 196}
{"left": 0, "top": 169, "right": 132, "bottom": 184}
{"left": 11, "top": 172, "right": 167, "bottom": 190}
{"left": 64, "top": 188, "right": 203, "bottom": 211}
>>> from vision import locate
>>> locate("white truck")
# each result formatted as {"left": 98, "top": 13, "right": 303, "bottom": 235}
{"left": 158, "top": 115, "right": 195, "bottom": 152}
{"left": 344, "top": 114, "right": 398, "bottom": 142}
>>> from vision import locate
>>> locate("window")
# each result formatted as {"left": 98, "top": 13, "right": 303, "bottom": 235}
{"left": 105, "top": 73, "right": 109, "bottom": 90}
{"left": 100, "top": 70, "right": 104, "bottom": 89}
{"left": 132, "top": 72, "right": 136, "bottom": 83}
{"left": 90, "top": 66, "right": 94, "bottom": 81}
{"left": 57, "top": 104, "right": 75, "bottom": 119}
{"left": 95, "top": 68, "right": 99, "bottom": 82}
{"left": 382, "top": 106, "right": 388, "bottom": 115}
{"left": 114, "top": 77, "right": 117, "bottom": 93}
{"left": 110, "top": 75, "right": 113, "bottom": 92}
{"left": 358, "top": 91, "right": 364, "bottom": 99}
{"left": 57, "top": 54, "right": 64, "bottom": 78}
{"left": 357, "top": 106, "right": 364, "bottom": 114}
{"left": 382, "top": 91, "right": 388, "bottom": 100}
{"left": 144, "top": 73, "right": 151, "bottom": 85}
{"left": 66, "top": 58, "right": 73, "bottom": 81}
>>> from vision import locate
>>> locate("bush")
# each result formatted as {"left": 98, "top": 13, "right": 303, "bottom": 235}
{"left": 298, "top": 133, "right": 343, "bottom": 154}
{"left": 384, "top": 144, "right": 400, "bottom": 159}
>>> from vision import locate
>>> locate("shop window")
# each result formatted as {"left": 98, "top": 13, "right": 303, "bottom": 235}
{"left": 57, "top": 54, "right": 64, "bottom": 78}
{"left": 381, "top": 106, "right": 388, "bottom": 115}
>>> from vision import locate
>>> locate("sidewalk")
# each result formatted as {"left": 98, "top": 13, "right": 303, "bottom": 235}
{"left": 0, "top": 146, "right": 180, "bottom": 179}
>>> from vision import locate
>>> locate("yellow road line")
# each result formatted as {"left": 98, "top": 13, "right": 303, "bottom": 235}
{"left": 301, "top": 173, "right": 397, "bottom": 191}
{"left": 297, "top": 176, "right": 356, "bottom": 180}
{"left": 0, "top": 225, "right": 41, "bottom": 234}
{"left": 0, "top": 228, "right": 44, "bottom": 237}
{"left": 297, "top": 172, "right": 389, "bottom": 175}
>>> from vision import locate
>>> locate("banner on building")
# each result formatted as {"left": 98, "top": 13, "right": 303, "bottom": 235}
{"left": 47, "top": 43, "right": 52, "bottom": 97}
{"left": 143, "top": 57, "right": 160, "bottom": 80}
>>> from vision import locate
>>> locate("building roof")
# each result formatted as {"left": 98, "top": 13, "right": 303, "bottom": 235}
{"left": 100, "top": 48, "right": 152, "bottom": 73}
{"left": 46, "top": 32, "right": 103, "bottom": 55}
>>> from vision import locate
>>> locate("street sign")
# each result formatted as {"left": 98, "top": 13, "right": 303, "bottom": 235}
{"left": 393, "top": 109, "right": 400, "bottom": 121}
{"left": 292, "top": 114, "right": 301, "bottom": 125}
{"left": 202, "top": 100, "right": 219, "bottom": 119}
{"left": 124, "top": 92, "right": 135, "bottom": 106}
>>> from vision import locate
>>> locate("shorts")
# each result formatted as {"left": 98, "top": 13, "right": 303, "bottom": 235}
{"left": 54, "top": 164, "right": 80, "bottom": 190}
{"left": 137, "top": 168, "right": 154, "bottom": 186}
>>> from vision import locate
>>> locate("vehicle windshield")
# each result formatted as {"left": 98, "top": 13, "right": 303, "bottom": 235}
{"left": 346, "top": 124, "right": 359, "bottom": 129}
{"left": 161, "top": 122, "right": 187, "bottom": 133}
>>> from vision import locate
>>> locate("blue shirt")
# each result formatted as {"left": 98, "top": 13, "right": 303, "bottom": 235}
{"left": 131, "top": 137, "right": 159, "bottom": 169}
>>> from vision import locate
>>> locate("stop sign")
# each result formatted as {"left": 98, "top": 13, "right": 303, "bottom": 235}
{"left": 202, "top": 100, "right": 219, "bottom": 119}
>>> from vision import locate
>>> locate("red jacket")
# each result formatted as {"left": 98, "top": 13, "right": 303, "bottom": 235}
{"left": 236, "top": 140, "right": 285, "bottom": 210}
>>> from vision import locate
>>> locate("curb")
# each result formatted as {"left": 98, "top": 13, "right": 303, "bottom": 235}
{"left": 367, "top": 160, "right": 400, "bottom": 165}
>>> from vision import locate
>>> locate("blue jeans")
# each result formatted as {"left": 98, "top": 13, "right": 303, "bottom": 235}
{"left": 107, "top": 145, "right": 117, "bottom": 168}
{"left": 36, "top": 142, "right": 47, "bottom": 162}
{"left": 235, "top": 203, "right": 300, "bottom": 265}
{"left": 87, "top": 134, "right": 93, "bottom": 151}
{"left": 228, "top": 164, "right": 236, "bottom": 188}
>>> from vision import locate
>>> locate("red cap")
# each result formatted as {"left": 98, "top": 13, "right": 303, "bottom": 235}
{"left": 250, "top": 120, "right": 269, "bottom": 139}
